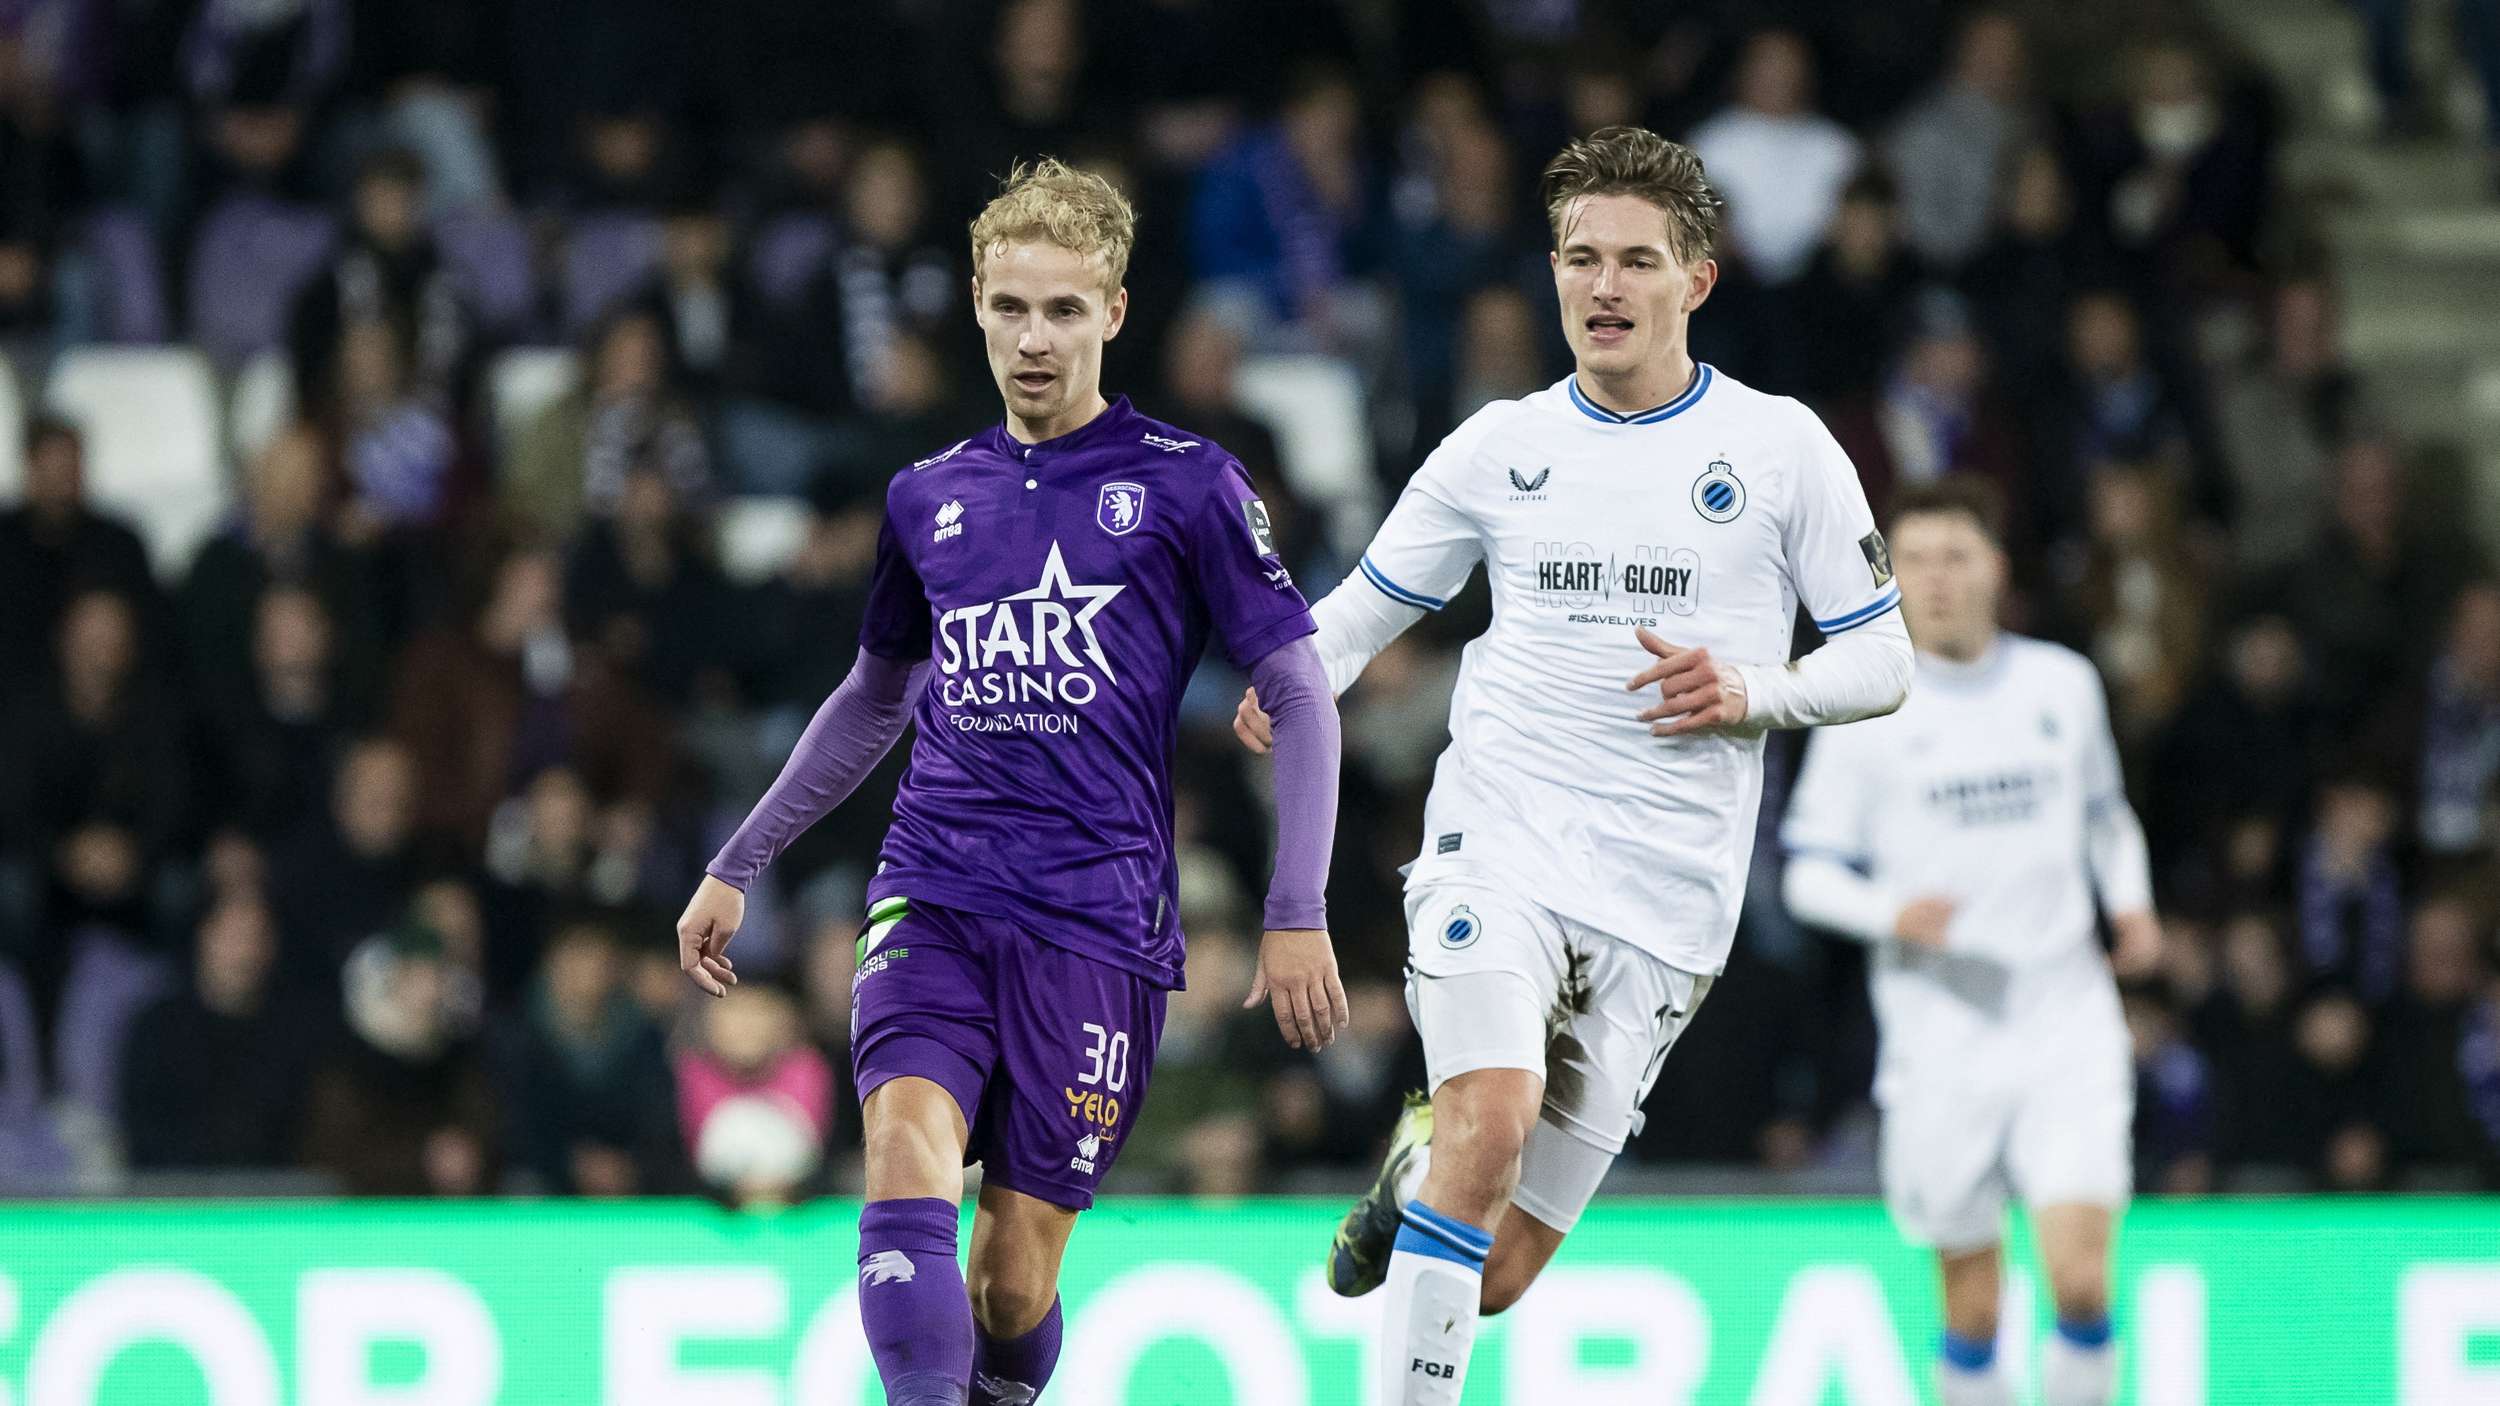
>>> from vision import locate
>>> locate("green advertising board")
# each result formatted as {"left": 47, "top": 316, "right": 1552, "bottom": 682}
{"left": 0, "top": 1198, "right": 2492, "bottom": 1404}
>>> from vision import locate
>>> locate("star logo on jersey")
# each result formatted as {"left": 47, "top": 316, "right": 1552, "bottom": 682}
{"left": 1692, "top": 460, "right": 1746, "bottom": 523}
{"left": 1506, "top": 466, "right": 1552, "bottom": 501}
{"left": 1097, "top": 481, "right": 1147, "bottom": 536}
{"left": 934, "top": 542, "right": 1126, "bottom": 720}
{"left": 933, "top": 499, "right": 965, "bottom": 542}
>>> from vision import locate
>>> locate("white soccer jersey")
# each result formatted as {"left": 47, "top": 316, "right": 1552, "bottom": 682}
{"left": 1340, "top": 367, "right": 1903, "bottom": 975}
{"left": 1781, "top": 636, "right": 2154, "bottom": 1081}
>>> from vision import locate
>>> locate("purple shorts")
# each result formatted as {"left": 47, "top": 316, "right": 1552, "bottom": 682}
{"left": 850, "top": 899, "right": 1167, "bottom": 1210}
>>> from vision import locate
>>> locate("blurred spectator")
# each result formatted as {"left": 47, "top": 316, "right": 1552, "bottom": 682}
{"left": 203, "top": 586, "right": 370, "bottom": 842}
{"left": 2151, "top": 615, "right": 2319, "bottom": 902}
{"left": 386, "top": 545, "right": 670, "bottom": 851}
{"left": 1687, "top": 30, "right": 1860, "bottom": 287}
{"left": 2039, "top": 290, "right": 2206, "bottom": 543}
{"left": 2289, "top": 991, "right": 2387, "bottom": 1189}
{"left": 1963, "top": 145, "right": 2091, "bottom": 400}
{"left": 480, "top": 767, "right": 638, "bottom": 1000}
{"left": 1155, "top": 306, "right": 1287, "bottom": 495}
{"left": 2, "top": 592, "right": 189, "bottom": 957}
{"left": 1393, "top": 117, "right": 1528, "bottom": 436}
{"left": 678, "top": 983, "right": 832, "bottom": 1206}
{"left": 334, "top": 319, "right": 460, "bottom": 530}
{"left": 1828, "top": 293, "right": 2026, "bottom": 548}
{"left": 507, "top": 305, "right": 712, "bottom": 542}
{"left": 1190, "top": 61, "right": 1387, "bottom": 351}
{"left": 2379, "top": 896, "right": 2492, "bottom": 1178}
{"left": 2349, "top": 0, "right": 2500, "bottom": 157}
{"left": 2296, "top": 776, "right": 2405, "bottom": 1006}
{"left": 1886, "top": 10, "right": 2035, "bottom": 273}
{"left": 340, "top": 0, "right": 506, "bottom": 212}
{"left": 2466, "top": 954, "right": 2500, "bottom": 1181}
{"left": 1791, "top": 171, "right": 1918, "bottom": 404}
{"left": 181, "top": 425, "right": 382, "bottom": 713}
{"left": 1449, "top": 285, "right": 1550, "bottom": 428}
{"left": 2272, "top": 435, "right": 2484, "bottom": 731}
{"left": 758, "top": 137, "right": 958, "bottom": 422}
{"left": 2073, "top": 463, "right": 2207, "bottom": 743}
{"left": 941, "top": 0, "right": 1114, "bottom": 216}
{"left": 270, "top": 736, "right": 420, "bottom": 980}
{"left": 565, "top": 466, "right": 737, "bottom": 705}
{"left": 1117, "top": 925, "right": 1260, "bottom": 1189}
{"left": 650, "top": 202, "right": 744, "bottom": 393}
{"left": 2068, "top": 37, "right": 2274, "bottom": 290}
{"left": 303, "top": 923, "right": 496, "bottom": 1195}
{"left": 2127, "top": 985, "right": 2216, "bottom": 1193}
{"left": 0, "top": 419, "right": 159, "bottom": 685}
{"left": 119, "top": 894, "right": 315, "bottom": 1169}
{"left": 496, "top": 919, "right": 678, "bottom": 1194}
{"left": 289, "top": 148, "right": 471, "bottom": 411}
{"left": 2212, "top": 274, "right": 2360, "bottom": 573}
{"left": 2414, "top": 581, "right": 2500, "bottom": 864}
{"left": 2197, "top": 912, "right": 2309, "bottom": 1171}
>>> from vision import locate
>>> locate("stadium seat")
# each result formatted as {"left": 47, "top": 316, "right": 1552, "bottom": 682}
{"left": 186, "top": 195, "right": 338, "bottom": 367}
{"left": 44, "top": 347, "right": 227, "bottom": 577}
{"left": 0, "top": 356, "right": 26, "bottom": 501}
{"left": 82, "top": 208, "right": 170, "bottom": 345}
{"left": 488, "top": 346, "right": 582, "bottom": 468}
{"left": 52, "top": 928, "right": 173, "bottom": 1123}
{"left": 436, "top": 209, "right": 540, "bottom": 338}
{"left": 1232, "top": 354, "right": 1381, "bottom": 557}
{"left": 561, "top": 213, "right": 664, "bottom": 337}
{"left": 748, "top": 212, "right": 836, "bottom": 312}
{"left": 716, "top": 495, "right": 813, "bottom": 584}
{"left": 227, "top": 349, "right": 295, "bottom": 471}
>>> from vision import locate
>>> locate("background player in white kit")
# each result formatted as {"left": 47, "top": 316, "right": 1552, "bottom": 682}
{"left": 1782, "top": 480, "right": 2163, "bottom": 1406}
{"left": 1237, "top": 127, "right": 1913, "bottom": 1405}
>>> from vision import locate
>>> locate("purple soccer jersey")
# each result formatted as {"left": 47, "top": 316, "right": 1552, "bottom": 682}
{"left": 857, "top": 396, "right": 1315, "bottom": 988}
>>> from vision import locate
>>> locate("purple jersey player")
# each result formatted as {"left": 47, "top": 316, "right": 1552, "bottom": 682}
{"left": 674, "top": 159, "right": 1348, "bottom": 1406}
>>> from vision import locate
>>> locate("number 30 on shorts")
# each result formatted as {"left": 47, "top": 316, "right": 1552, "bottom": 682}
{"left": 1077, "top": 1022, "right": 1130, "bottom": 1092}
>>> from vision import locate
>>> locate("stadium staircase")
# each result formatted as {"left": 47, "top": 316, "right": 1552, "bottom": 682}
{"left": 2208, "top": 0, "right": 2500, "bottom": 548}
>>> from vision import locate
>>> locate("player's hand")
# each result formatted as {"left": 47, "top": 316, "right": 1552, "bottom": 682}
{"left": 1892, "top": 896, "right": 1956, "bottom": 949}
{"left": 1246, "top": 928, "right": 1351, "bottom": 1051}
{"left": 1234, "top": 686, "right": 1275, "bottom": 754}
{"left": 1626, "top": 627, "right": 1749, "bottom": 735}
{"left": 676, "top": 874, "right": 745, "bottom": 997}
{"left": 2110, "top": 909, "right": 2163, "bottom": 978}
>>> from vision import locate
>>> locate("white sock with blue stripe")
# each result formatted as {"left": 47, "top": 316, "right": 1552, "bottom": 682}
{"left": 1377, "top": 1201, "right": 1492, "bottom": 1406}
{"left": 2042, "top": 1315, "right": 2115, "bottom": 1406}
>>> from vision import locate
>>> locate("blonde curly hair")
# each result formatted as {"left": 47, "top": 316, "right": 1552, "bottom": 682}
{"left": 968, "top": 157, "right": 1137, "bottom": 294}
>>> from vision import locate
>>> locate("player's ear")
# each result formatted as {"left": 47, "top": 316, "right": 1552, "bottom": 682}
{"left": 1102, "top": 286, "right": 1129, "bottom": 341}
{"left": 969, "top": 275, "right": 984, "bottom": 324}
{"left": 1682, "top": 258, "right": 1718, "bottom": 314}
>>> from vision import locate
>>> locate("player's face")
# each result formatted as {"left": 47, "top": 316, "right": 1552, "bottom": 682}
{"left": 1550, "top": 194, "right": 1715, "bottom": 381}
{"left": 1892, "top": 511, "right": 2005, "bottom": 656}
{"left": 974, "top": 240, "right": 1128, "bottom": 436}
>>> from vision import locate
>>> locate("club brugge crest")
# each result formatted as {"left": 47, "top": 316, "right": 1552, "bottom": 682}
{"left": 1441, "top": 904, "right": 1480, "bottom": 949}
{"left": 1691, "top": 459, "right": 1746, "bottom": 523}
{"left": 1097, "top": 481, "right": 1146, "bottom": 536}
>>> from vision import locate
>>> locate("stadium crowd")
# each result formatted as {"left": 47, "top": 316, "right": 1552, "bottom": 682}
{"left": 0, "top": 0, "right": 2494, "bottom": 1203}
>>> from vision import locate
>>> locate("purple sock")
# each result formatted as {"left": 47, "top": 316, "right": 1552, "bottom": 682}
{"left": 858, "top": 1198, "right": 973, "bottom": 1405}
{"left": 972, "top": 1297, "right": 1063, "bottom": 1404}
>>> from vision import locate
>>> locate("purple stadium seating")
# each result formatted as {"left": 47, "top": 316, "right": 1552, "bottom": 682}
{"left": 436, "top": 209, "right": 541, "bottom": 339}
{"left": 186, "top": 196, "right": 338, "bottom": 367}
{"left": 83, "top": 209, "right": 170, "bottom": 345}
{"left": 560, "top": 213, "right": 664, "bottom": 337}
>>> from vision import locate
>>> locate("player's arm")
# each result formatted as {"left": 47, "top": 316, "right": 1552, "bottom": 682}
{"left": 1192, "top": 460, "right": 1353, "bottom": 1048}
{"left": 677, "top": 511, "right": 933, "bottom": 996}
{"left": 1234, "top": 457, "right": 1485, "bottom": 751}
{"left": 1779, "top": 729, "right": 1953, "bottom": 948}
{"left": 1635, "top": 406, "right": 1912, "bottom": 735}
{"left": 2080, "top": 662, "right": 2161, "bottom": 975}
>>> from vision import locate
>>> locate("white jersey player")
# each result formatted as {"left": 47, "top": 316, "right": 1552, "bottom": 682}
{"left": 1235, "top": 127, "right": 1913, "bottom": 1406}
{"left": 1782, "top": 480, "right": 2161, "bottom": 1406}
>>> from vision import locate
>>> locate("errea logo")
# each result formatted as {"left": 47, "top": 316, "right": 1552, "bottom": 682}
{"left": 1071, "top": 1131, "right": 1104, "bottom": 1175}
{"left": 1141, "top": 432, "right": 1200, "bottom": 453}
{"left": 934, "top": 499, "right": 965, "bottom": 542}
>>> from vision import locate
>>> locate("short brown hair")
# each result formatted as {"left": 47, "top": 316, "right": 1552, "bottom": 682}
{"left": 1889, "top": 477, "right": 2006, "bottom": 546}
{"left": 968, "top": 157, "right": 1137, "bottom": 294}
{"left": 1540, "top": 126, "right": 1723, "bottom": 263}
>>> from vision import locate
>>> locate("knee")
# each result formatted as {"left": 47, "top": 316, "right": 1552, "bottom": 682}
{"left": 1435, "top": 1078, "right": 1541, "bottom": 1168}
{"left": 966, "top": 1266, "right": 1056, "bottom": 1340}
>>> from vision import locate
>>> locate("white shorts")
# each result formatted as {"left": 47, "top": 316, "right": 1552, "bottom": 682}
{"left": 1877, "top": 1003, "right": 2134, "bottom": 1253}
{"left": 1404, "top": 878, "right": 1712, "bottom": 1233}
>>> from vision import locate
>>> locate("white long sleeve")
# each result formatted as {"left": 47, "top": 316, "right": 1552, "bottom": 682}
{"left": 1311, "top": 569, "right": 1428, "bottom": 696}
{"left": 1782, "top": 851, "right": 1900, "bottom": 944}
{"left": 1733, "top": 606, "right": 1914, "bottom": 730}
{"left": 2081, "top": 683, "right": 2157, "bottom": 916}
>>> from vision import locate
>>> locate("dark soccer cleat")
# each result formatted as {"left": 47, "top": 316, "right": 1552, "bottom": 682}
{"left": 1326, "top": 1092, "right": 1434, "bottom": 1297}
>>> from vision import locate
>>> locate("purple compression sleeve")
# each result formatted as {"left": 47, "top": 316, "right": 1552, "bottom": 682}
{"left": 706, "top": 649, "right": 927, "bottom": 889}
{"left": 1248, "top": 635, "right": 1340, "bottom": 931}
